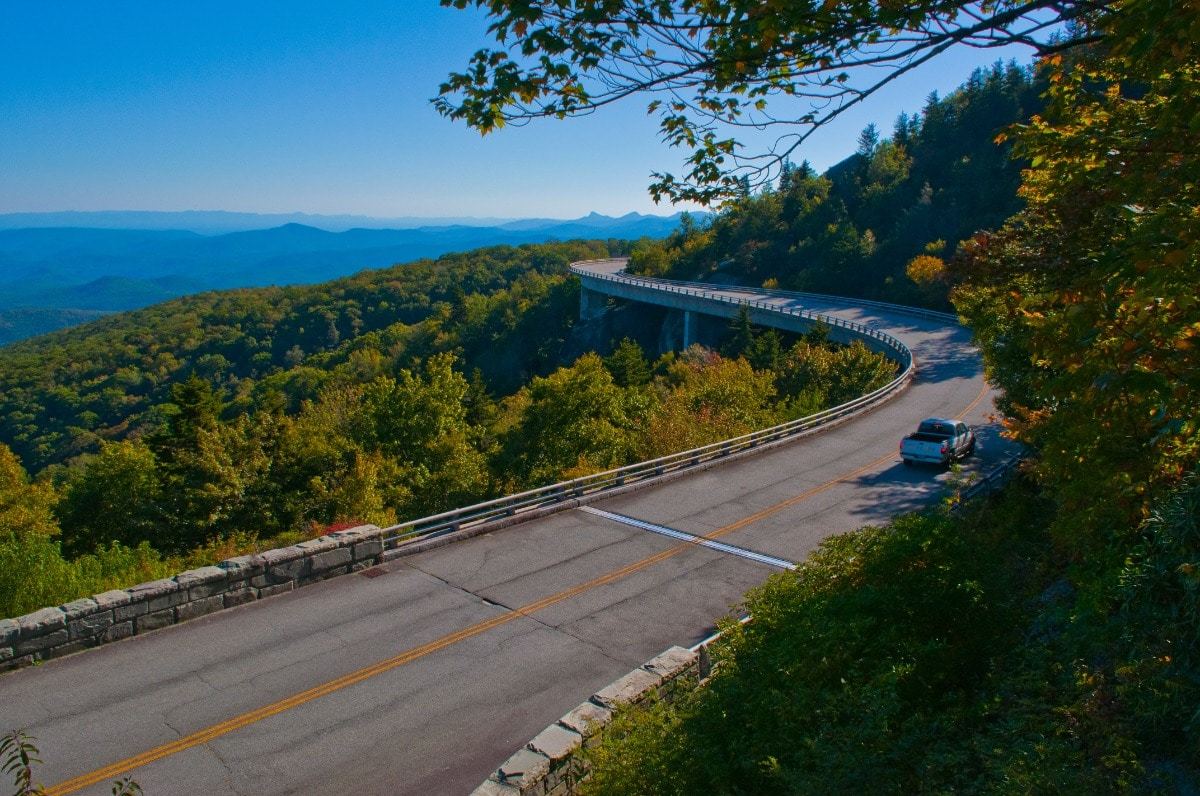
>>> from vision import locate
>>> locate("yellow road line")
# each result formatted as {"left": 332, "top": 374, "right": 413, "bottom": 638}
{"left": 46, "top": 382, "right": 992, "bottom": 795}
{"left": 956, "top": 381, "right": 992, "bottom": 419}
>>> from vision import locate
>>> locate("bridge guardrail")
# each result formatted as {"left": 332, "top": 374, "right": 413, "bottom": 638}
{"left": 569, "top": 261, "right": 914, "bottom": 366}
{"left": 376, "top": 260, "right": 930, "bottom": 553}
{"left": 570, "top": 258, "right": 960, "bottom": 325}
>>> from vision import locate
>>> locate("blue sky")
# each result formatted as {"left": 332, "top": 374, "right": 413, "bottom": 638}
{"left": 2, "top": 2, "right": 1039, "bottom": 219}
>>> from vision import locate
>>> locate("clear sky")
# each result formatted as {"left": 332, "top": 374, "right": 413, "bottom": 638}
{"left": 2, "top": 2, "right": 1039, "bottom": 219}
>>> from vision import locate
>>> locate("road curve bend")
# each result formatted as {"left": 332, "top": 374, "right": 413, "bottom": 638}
{"left": 1, "top": 262, "right": 1006, "bottom": 796}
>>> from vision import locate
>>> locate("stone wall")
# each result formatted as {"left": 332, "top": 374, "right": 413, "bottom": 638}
{"left": 0, "top": 524, "right": 384, "bottom": 672}
{"left": 473, "top": 644, "right": 708, "bottom": 796}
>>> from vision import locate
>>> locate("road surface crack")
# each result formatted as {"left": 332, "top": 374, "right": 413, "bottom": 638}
{"left": 403, "top": 562, "right": 626, "bottom": 666}
{"left": 205, "top": 742, "right": 247, "bottom": 796}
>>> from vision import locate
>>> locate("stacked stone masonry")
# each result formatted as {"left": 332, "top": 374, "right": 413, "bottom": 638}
{"left": 0, "top": 524, "right": 384, "bottom": 673}
{"left": 473, "top": 645, "right": 706, "bottom": 796}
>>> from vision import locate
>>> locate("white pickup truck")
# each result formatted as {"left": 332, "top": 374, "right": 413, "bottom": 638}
{"left": 900, "top": 418, "right": 975, "bottom": 466}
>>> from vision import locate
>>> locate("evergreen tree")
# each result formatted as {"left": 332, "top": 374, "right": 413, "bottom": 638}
{"left": 747, "top": 329, "right": 783, "bottom": 372}
{"left": 856, "top": 123, "right": 880, "bottom": 156}
{"left": 464, "top": 367, "right": 497, "bottom": 427}
{"left": 150, "top": 376, "right": 224, "bottom": 462}
{"left": 723, "top": 306, "right": 756, "bottom": 359}
{"left": 804, "top": 320, "right": 831, "bottom": 347}
{"left": 604, "top": 338, "right": 652, "bottom": 387}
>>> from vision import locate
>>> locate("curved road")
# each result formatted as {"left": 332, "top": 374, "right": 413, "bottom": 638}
{"left": 0, "top": 263, "right": 1007, "bottom": 795}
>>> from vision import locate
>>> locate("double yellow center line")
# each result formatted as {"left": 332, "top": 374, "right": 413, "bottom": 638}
{"left": 46, "top": 384, "right": 990, "bottom": 795}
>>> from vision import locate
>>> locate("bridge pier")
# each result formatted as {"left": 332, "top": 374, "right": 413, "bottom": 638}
{"left": 580, "top": 286, "right": 607, "bottom": 320}
{"left": 682, "top": 310, "right": 695, "bottom": 348}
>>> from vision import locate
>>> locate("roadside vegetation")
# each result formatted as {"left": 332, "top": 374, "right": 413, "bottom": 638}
{"left": 1, "top": 730, "right": 140, "bottom": 795}
{"left": 585, "top": 472, "right": 1199, "bottom": 793}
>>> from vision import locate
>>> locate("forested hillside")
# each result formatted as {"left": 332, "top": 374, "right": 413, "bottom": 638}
{"left": 629, "top": 61, "right": 1041, "bottom": 309}
{"left": 0, "top": 308, "right": 111, "bottom": 346}
{"left": 0, "top": 242, "right": 604, "bottom": 472}
{"left": 0, "top": 239, "right": 896, "bottom": 617}
{"left": 0, "top": 213, "right": 701, "bottom": 344}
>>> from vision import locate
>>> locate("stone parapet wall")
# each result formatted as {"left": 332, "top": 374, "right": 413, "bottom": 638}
{"left": 0, "top": 524, "right": 383, "bottom": 673}
{"left": 473, "top": 645, "right": 706, "bottom": 796}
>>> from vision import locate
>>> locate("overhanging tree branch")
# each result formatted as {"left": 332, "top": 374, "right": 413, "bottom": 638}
{"left": 435, "top": 0, "right": 1118, "bottom": 204}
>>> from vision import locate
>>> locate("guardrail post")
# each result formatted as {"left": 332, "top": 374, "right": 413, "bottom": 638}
{"left": 698, "top": 644, "right": 712, "bottom": 679}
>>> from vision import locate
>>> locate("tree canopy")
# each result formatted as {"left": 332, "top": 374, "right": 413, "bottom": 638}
{"left": 436, "top": 0, "right": 1111, "bottom": 203}
{"left": 626, "top": 61, "right": 1040, "bottom": 307}
{"left": 951, "top": 0, "right": 1200, "bottom": 543}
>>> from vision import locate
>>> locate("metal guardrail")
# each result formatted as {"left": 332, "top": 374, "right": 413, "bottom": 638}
{"left": 374, "top": 260, "right": 941, "bottom": 552}
{"left": 571, "top": 257, "right": 960, "bottom": 325}
{"left": 570, "top": 261, "right": 915, "bottom": 367}
{"left": 952, "top": 453, "right": 1024, "bottom": 508}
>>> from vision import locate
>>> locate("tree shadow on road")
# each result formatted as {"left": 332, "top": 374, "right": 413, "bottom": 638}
{"left": 841, "top": 422, "right": 1019, "bottom": 528}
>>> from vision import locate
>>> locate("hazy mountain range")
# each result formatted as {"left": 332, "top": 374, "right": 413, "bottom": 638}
{"left": 0, "top": 211, "right": 700, "bottom": 345}
{"left": 0, "top": 209, "right": 697, "bottom": 234}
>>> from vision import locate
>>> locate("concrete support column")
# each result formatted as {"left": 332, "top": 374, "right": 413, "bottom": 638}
{"left": 580, "top": 285, "right": 607, "bottom": 320}
{"left": 682, "top": 310, "right": 695, "bottom": 348}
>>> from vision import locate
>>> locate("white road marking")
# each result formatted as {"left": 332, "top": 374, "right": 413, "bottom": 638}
{"left": 580, "top": 506, "right": 797, "bottom": 570}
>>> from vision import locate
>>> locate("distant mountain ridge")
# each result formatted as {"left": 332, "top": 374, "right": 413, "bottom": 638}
{"left": 0, "top": 209, "right": 699, "bottom": 234}
{"left": 0, "top": 211, "right": 705, "bottom": 343}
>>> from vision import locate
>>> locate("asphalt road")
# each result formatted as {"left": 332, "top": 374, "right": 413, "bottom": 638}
{"left": 0, "top": 267, "right": 1010, "bottom": 796}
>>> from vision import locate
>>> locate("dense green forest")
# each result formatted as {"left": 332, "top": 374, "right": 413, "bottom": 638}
{"left": 628, "top": 61, "right": 1042, "bottom": 309}
{"left": 576, "top": 3, "right": 1200, "bottom": 791}
{"left": 0, "top": 238, "right": 895, "bottom": 617}
{"left": 0, "top": 308, "right": 111, "bottom": 347}
{"left": 0, "top": 241, "right": 607, "bottom": 472}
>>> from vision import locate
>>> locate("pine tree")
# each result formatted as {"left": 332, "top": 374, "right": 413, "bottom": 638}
{"left": 604, "top": 338, "right": 652, "bottom": 387}
{"left": 723, "top": 306, "right": 756, "bottom": 359}
{"left": 856, "top": 123, "right": 879, "bottom": 156}
{"left": 747, "top": 329, "right": 783, "bottom": 372}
